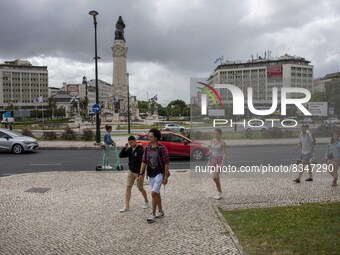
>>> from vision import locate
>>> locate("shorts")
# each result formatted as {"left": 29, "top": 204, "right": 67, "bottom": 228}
{"left": 301, "top": 153, "right": 313, "bottom": 161}
{"left": 126, "top": 171, "right": 144, "bottom": 190}
{"left": 210, "top": 156, "right": 223, "bottom": 179}
{"left": 149, "top": 173, "right": 163, "bottom": 193}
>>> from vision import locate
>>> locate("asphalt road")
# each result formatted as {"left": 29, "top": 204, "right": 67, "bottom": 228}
{"left": 0, "top": 144, "right": 330, "bottom": 177}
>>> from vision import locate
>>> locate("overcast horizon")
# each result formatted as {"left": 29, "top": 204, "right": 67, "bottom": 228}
{"left": 1, "top": 0, "right": 339, "bottom": 104}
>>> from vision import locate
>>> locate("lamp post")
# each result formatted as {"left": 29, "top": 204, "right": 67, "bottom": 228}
{"left": 126, "top": 73, "right": 131, "bottom": 134}
{"left": 89, "top": 10, "right": 101, "bottom": 144}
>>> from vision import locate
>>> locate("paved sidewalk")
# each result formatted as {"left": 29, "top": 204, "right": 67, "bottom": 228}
{"left": 1, "top": 171, "right": 339, "bottom": 254}
{"left": 38, "top": 137, "right": 330, "bottom": 149}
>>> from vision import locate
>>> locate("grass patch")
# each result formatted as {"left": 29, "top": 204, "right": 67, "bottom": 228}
{"left": 221, "top": 202, "right": 340, "bottom": 255}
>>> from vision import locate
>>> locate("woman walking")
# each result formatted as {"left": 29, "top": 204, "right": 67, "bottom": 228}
{"left": 102, "top": 125, "right": 115, "bottom": 169}
{"left": 324, "top": 132, "right": 340, "bottom": 187}
{"left": 209, "top": 128, "right": 227, "bottom": 200}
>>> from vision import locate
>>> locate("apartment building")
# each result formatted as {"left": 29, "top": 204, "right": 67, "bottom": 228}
{"left": 207, "top": 54, "right": 314, "bottom": 109}
{"left": 0, "top": 59, "right": 48, "bottom": 109}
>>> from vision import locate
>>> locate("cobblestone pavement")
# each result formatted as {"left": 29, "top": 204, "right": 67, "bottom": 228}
{"left": 1, "top": 171, "right": 339, "bottom": 255}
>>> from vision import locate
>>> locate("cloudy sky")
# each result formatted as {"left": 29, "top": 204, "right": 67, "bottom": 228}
{"left": 0, "top": 0, "right": 339, "bottom": 104}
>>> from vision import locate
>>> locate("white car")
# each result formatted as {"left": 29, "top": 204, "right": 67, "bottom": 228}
{"left": 0, "top": 128, "right": 39, "bottom": 154}
{"left": 243, "top": 121, "right": 269, "bottom": 132}
{"left": 162, "top": 124, "right": 186, "bottom": 132}
{"left": 323, "top": 118, "right": 340, "bottom": 125}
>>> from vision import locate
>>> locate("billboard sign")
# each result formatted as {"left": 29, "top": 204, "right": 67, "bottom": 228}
{"left": 307, "top": 102, "right": 328, "bottom": 116}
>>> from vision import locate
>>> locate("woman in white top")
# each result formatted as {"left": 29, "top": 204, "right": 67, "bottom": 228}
{"left": 324, "top": 132, "right": 340, "bottom": 187}
{"left": 208, "top": 128, "right": 227, "bottom": 200}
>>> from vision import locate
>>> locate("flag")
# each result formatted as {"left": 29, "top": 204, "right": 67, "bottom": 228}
{"left": 35, "top": 96, "right": 43, "bottom": 103}
{"left": 70, "top": 95, "right": 80, "bottom": 103}
{"left": 150, "top": 95, "right": 157, "bottom": 103}
{"left": 214, "top": 56, "right": 224, "bottom": 64}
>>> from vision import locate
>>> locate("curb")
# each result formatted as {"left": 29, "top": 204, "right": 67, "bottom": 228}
{"left": 213, "top": 204, "right": 246, "bottom": 255}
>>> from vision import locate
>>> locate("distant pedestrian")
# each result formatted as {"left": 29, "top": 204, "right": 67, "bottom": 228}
{"left": 208, "top": 128, "right": 226, "bottom": 200}
{"left": 293, "top": 125, "right": 314, "bottom": 183}
{"left": 324, "top": 132, "right": 339, "bottom": 187}
{"left": 119, "top": 136, "right": 149, "bottom": 212}
{"left": 138, "top": 128, "right": 170, "bottom": 223}
{"left": 102, "top": 125, "right": 115, "bottom": 169}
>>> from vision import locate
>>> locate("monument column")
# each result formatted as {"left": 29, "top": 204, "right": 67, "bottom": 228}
{"left": 111, "top": 16, "right": 128, "bottom": 112}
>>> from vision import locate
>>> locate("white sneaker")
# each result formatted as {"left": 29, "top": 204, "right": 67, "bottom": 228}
{"left": 147, "top": 213, "right": 156, "bottom": 223}
{"left": 106, "top": 165, "right": 113, "bottom": 169}
{"left": 155, "top": 211, "right": 165, "bottom": 218}
{"left": 119, "top": 207, "right": 129, "bottom": 213}
{"left": 143, "top": 202, "right": 150, "bottom": 209}
{"left": 214, "top": 192, "right": 222, "bottom": 200}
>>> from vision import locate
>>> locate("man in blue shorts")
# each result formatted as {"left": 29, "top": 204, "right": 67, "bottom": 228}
{"left": 138, "top": 128, "right": 170, "bottom": 223}
{"left": 293, "top": 125, "right": 315, "bottom": 183}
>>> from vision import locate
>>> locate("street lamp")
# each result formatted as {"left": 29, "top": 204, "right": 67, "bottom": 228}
{"left": 126, "top": 73, "right": 131, "bottom": 134}
{"left": 89, "top": 10, "right": 101, "bottom": 144}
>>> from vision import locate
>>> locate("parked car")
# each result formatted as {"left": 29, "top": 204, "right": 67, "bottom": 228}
{"left": 136, "top": 131, "right": 209, "bottom": 160}
{"left": 243, "top": 120, "right": 269, "bottom": 132}
{"left": 162, "top": 124, "right": 186, "bottom": 132}
{"left": 0, "top": 128, "right": 39, "bottom": 154}
{"left": 301, "top": 117, "right": 314, "bottom": 125}
{"left": 323, "top": 118, "right": 340, "bottom": 125}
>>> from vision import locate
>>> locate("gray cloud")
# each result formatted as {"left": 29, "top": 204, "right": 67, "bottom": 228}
{"left": 1, "top": 0, "right": 339, "bottom": 103}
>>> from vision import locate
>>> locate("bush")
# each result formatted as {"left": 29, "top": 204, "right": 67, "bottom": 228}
{"left": 243, "top": 131, "right": 253, "bottom": 139}
{"left": 21, "top": 128, "right": 35, "bottom": 138}
{"left": 82, "top": 128, "right": 94, "bottom": 141}
{"left": 190, "top": 130, "right": 211, "bottom": 140}
{"left": 43, "top": 131, "right": 58, "bottom": 140}
{"left": 314, "top": 125, "right": 340, "bottom": 138}
{"left": 61, "top": 126, "right": 77, "bottom": 140}
{"left": 263, "top": 127, "right": 284, "bottom": 139}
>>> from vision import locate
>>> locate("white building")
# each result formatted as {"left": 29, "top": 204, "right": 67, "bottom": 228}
{"left": 207, "top": 54, "right": 313, "bottom": 109}
{"left": 0, "top": 59, "right": 48, "bottom": 109}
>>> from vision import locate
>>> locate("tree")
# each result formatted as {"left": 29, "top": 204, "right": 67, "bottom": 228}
{"left": 79, "top": 97, "right": 89, "bottom": 120}
{"left": 138, "top": 101, "right": 148, "bottom": 114}
{"left": 325, "top": 79, "right": 340, "bottom": 115}
{"left": 310, "top": 91, "right": 327, "bottom": 102}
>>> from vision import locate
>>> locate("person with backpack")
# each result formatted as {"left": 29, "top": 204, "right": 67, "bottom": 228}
{"left": 293, "top": 124, "right": 315, "bottom": 183}
{"left": 119, "top": 136, "right": 149, "bottom": 212}
{"left": 138, "top": 128, "right": 170, "bottom": 223}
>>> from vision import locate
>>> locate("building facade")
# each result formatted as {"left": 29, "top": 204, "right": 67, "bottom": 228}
{"left": 314, "top": 71, "right": 340, "bottom": 92}
{"left": 207, "top": 54, "right": 313, "bottom": 109}
{"left": 0, "top": 59, "right": 48, "bottom": 109}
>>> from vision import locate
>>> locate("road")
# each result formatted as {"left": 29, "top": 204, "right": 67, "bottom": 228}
{"left": 0, "top": 144, "right": 330, "bottom": 177}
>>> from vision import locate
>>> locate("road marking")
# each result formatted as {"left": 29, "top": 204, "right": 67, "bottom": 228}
{"left": 29, "top": 164, "right": 62, "bottom": 166}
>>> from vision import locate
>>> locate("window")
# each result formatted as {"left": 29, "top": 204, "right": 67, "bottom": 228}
{"left": 171, "top": 135, "right": 185, "bottom": 143}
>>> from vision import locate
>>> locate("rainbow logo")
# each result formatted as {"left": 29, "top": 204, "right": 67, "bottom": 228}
{"left": 196, "top": 82, "right": 223, "bottom": 106}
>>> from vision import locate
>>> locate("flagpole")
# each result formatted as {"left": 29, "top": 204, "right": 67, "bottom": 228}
{"left": 41, "top": 97, "right": 44, "bottom": 132}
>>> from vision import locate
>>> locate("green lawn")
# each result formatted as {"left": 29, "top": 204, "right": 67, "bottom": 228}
{"left": 221, "top": 202, "right": 340, "bottom": 255}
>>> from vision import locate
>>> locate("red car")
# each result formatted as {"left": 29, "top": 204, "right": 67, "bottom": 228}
{"left": 136, "top": 131, "right": 209, "bottom": 161}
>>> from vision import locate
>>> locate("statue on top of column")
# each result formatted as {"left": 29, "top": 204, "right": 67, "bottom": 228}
{"left": 115, "top": 16, "right": 125, "bottom": 42}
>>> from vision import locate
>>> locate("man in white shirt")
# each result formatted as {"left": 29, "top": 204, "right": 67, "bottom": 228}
{"left": 293, "top": 125, "right": 315, "bottom": 183}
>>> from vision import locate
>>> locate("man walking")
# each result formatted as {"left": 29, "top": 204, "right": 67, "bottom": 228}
{"left": 293, "top": 125, "right": 315, "bottom": 183}
{"left": 138, "top": 128, "right": 169, "bottom": 223}
{"left": 119, "top": 136, "right": 149, "bottom": 212}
